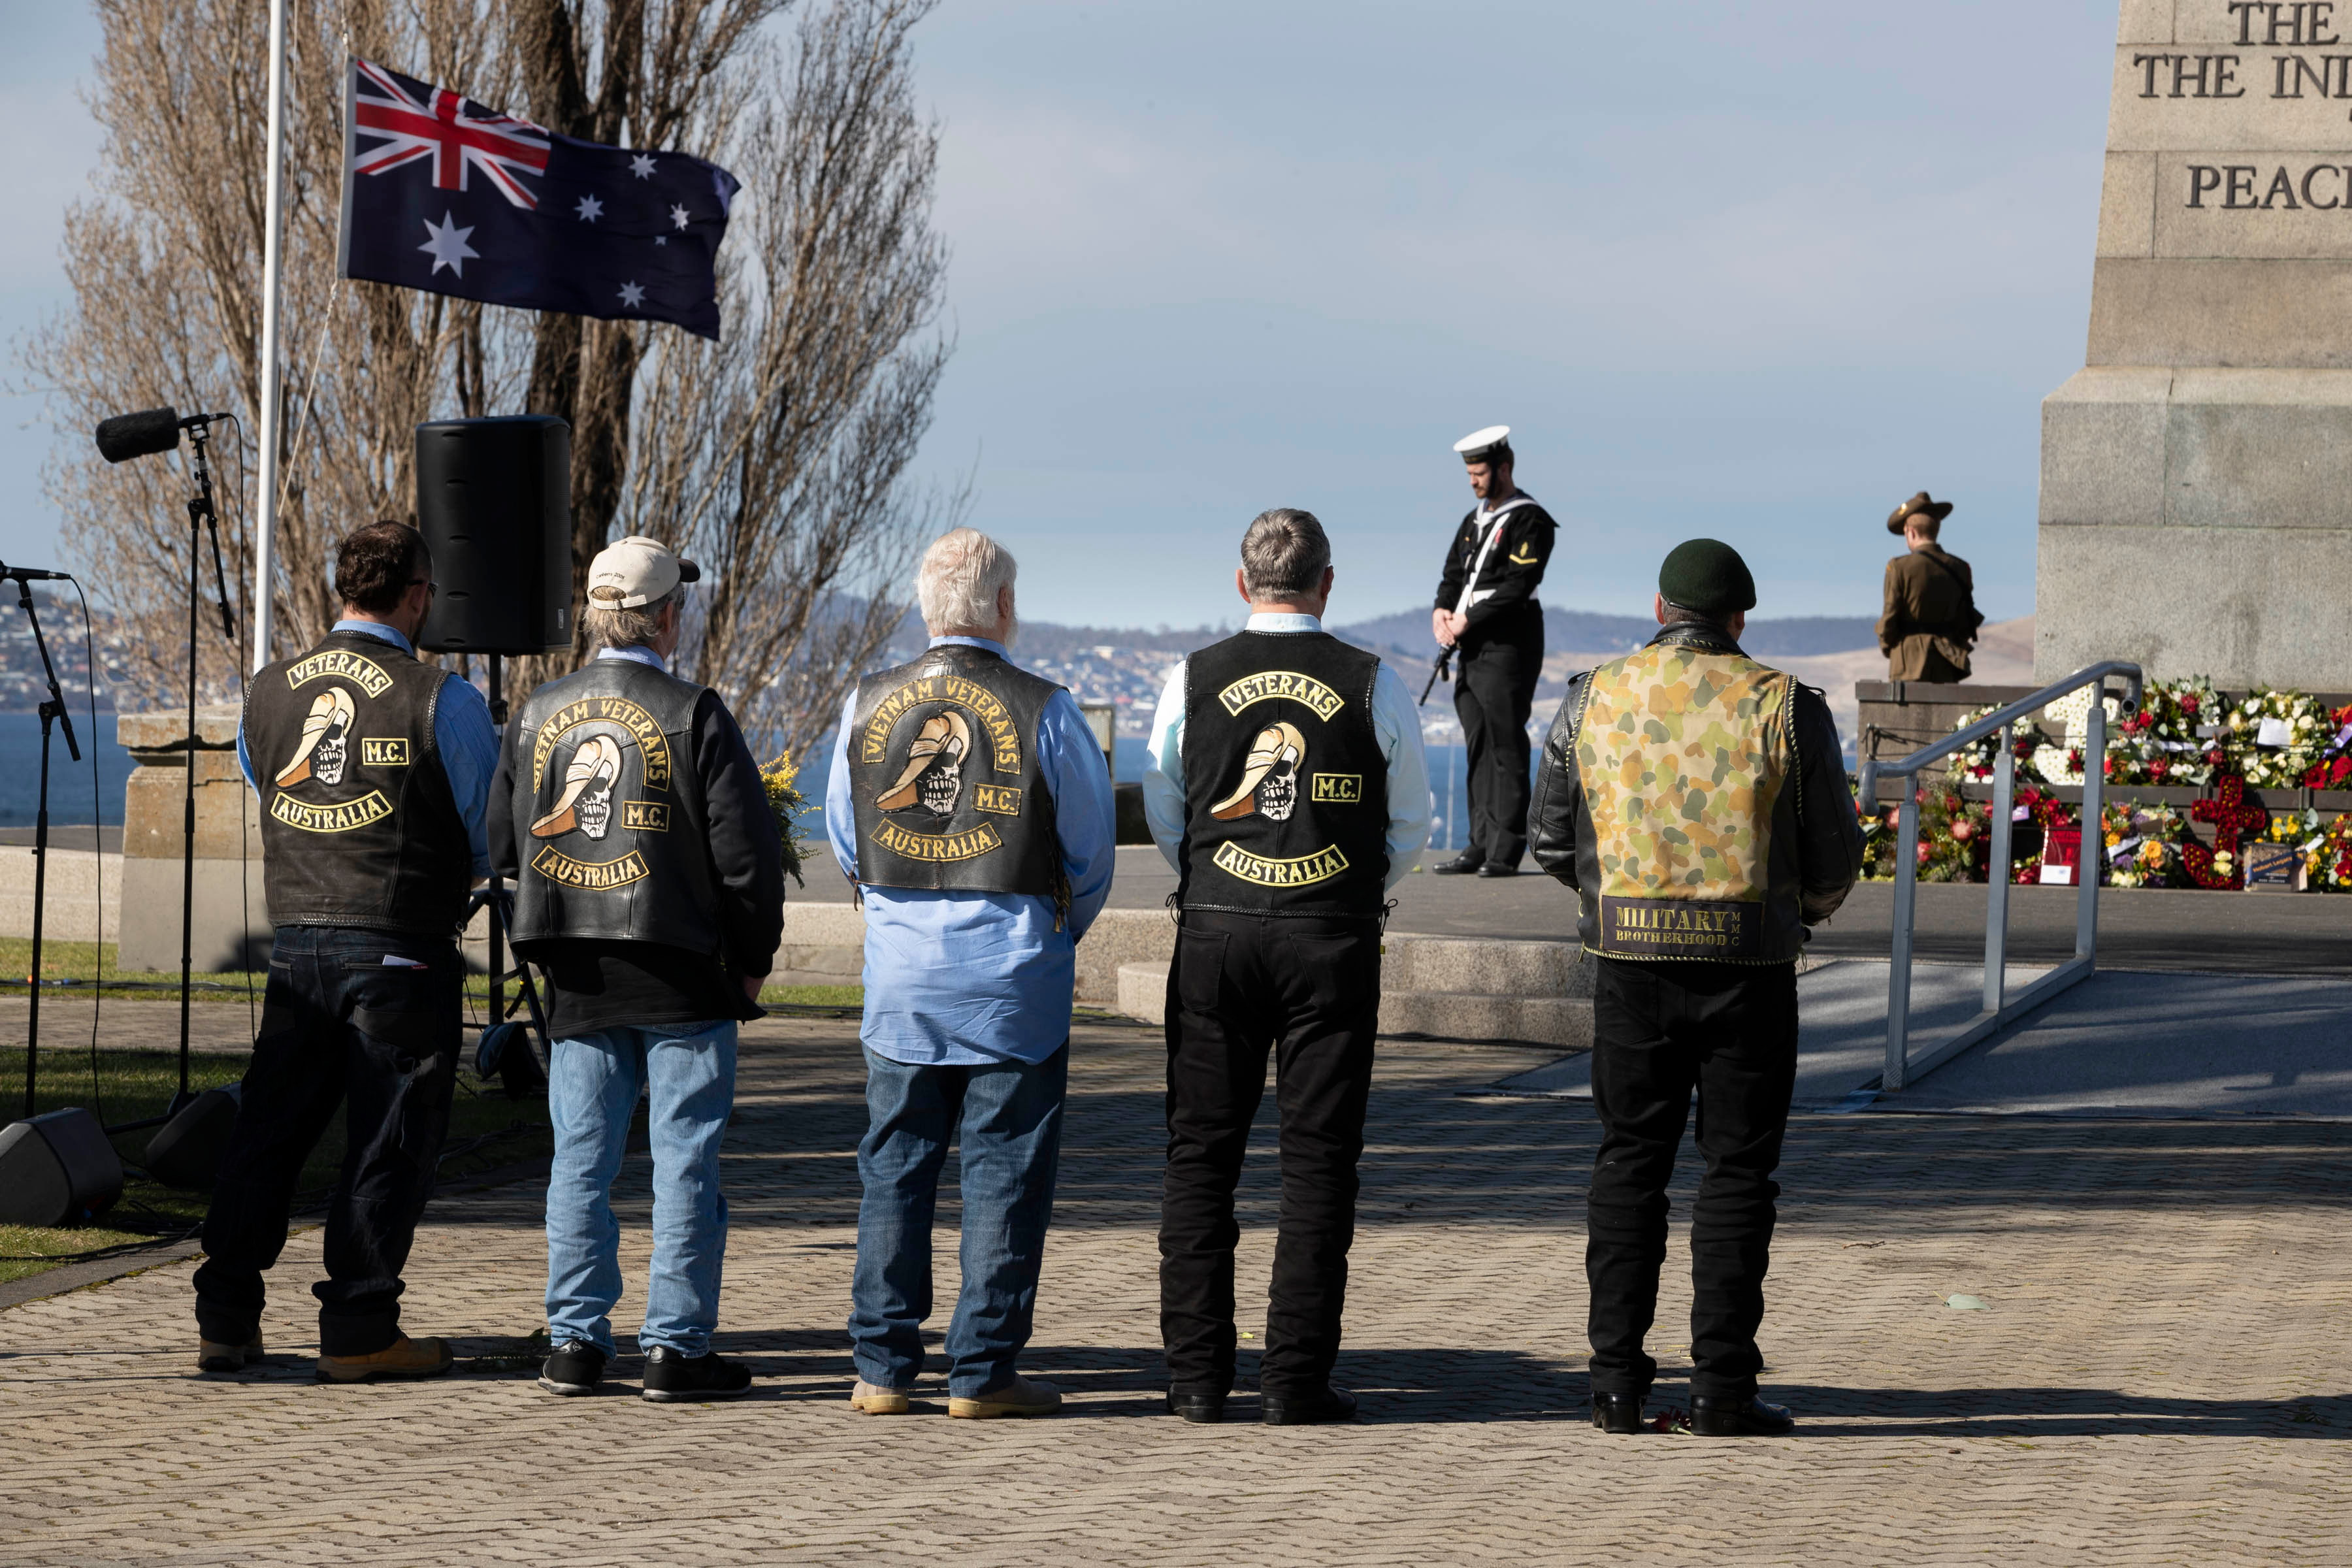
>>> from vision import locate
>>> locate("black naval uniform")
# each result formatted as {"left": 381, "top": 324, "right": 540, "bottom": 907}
{"left": 1528, "top": 621, "right": 1861, "bottom": 1411}
{"left": 1435, "top": 495, "right": 1556, "bottom": 869}
{"left": 1160, "top": 629, "right": 1392, "bottom": 1409}
{"left": 197, "top": 627, "right": 482, "bottom": 1358}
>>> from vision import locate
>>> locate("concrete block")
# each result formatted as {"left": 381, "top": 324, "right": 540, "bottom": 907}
{"left": 1075, "top": 908, "right": 1179, "bottom": 1007}
{"left": 1380, "top": 934, "right": 1587, "bottom": 998}
{"left": 2088, "top": 257, "right": 2352, "bottom": 367}
{"left": 116, "top": 855, "right": 270, "bottom": 972}
{"left": 2097, "top": 152, "right": 2159, "bottom": 259}
{"left": 0, "top": 848, "right": 120, "bottom": 943}
{"left": 2039, "top": 368, "right": 2174, "bottom": 527}
{"left": 2155, "top": 154, "right": 2352, "bottom": 259}
{"left": 2163, "top": 382, "right": 2352, "bottom": 528}
{"left": 1377, "top": 991, "right": 1594, "bottom": 1049}
{"left": 2035, "top": 523, "right": 2352, "bottom": 687}
{"left": 1118, "top": 962, "right": 1168, "bottom": 1026}
{"left": 2115, "top": 0, "right": 2174, "bottom": 44}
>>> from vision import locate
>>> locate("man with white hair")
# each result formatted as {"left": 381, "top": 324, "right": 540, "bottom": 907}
{"left": 826, "top": 527, "right": 1117, "bottom": 1419}
{"left": 492, "top": 535, "right": 785, "bottom": 1403}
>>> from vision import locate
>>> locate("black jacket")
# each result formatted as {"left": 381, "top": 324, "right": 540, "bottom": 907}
{"left": 491, "top": 666, "right": 784, "bottom": 981}
{"left": 1434, "top": 495, "right": 1556, "bottom": 641}
{"left": 1527, "top": 623, "right": 1863, "bottom": 960}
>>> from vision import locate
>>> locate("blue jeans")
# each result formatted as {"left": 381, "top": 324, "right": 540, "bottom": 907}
{"left": 544, "top": 1019, "right": 737, "bottom": 1356}
{"left": 850, "top": 1045, "right": 1068, "bottom": 1398}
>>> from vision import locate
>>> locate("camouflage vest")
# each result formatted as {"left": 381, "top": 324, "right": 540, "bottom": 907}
{"left": 1571, "top": 642, "right": 1795, "bottom": 962}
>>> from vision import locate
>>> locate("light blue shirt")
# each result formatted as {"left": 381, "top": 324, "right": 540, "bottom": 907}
{"left": 827, "top": 636, "right": 1119, "bottom": 1066}
{"left": 1141, "top": 612, "right": 1431, "bottom": 888}
{"left": 237, "top": 619, "right": 499, "bottom": 877}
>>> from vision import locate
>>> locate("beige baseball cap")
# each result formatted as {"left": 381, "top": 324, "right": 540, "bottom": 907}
{"left": 586, "top": 534, "right": 702, "bottom": 609}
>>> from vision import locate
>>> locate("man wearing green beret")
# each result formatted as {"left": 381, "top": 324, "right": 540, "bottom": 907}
{"left": 1528, "top": 539, "right": 1863, "bottom": 1438}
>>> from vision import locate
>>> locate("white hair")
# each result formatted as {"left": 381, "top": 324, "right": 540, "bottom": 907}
{"left": 916, "top": 528, "right": 1017, "bottom": 635}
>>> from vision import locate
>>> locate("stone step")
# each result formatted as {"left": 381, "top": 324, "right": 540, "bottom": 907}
{"left": 1115, "top": 960, "right": 1594, "bottom": 1049}
{"left": 1382, "top": 934, "right": 1588, "bottom": 998}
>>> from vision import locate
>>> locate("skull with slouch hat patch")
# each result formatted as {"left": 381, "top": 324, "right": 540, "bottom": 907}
{"left": 1211, "top": 722, "right": 1305, "bottom": 824}
{"left": 877, "top": 710, "right": 971, "bottom": 818}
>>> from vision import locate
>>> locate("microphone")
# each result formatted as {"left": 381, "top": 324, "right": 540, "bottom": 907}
{"left": 0, "top": 563, "right": 73, "bottom": 582}
{"left": 93, "top": 407, "right": 231, "bottom": 463}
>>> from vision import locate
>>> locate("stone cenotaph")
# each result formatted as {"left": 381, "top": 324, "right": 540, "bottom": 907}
{"left": 2042, "top": 1, "right": 2352, "bottom": 687}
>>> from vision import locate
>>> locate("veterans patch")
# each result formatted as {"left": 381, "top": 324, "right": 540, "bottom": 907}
{"left": 1595, "top": 896, "right": 1761, "bottom": 960}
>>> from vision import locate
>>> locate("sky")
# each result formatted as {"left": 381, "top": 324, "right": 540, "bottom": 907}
{"left": 1, "top": 1, "right": 2118, "bottom": 633}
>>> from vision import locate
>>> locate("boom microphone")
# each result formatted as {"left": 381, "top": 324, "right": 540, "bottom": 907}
{"left": 93, "top": 407, "right": 231, "bottom": 464}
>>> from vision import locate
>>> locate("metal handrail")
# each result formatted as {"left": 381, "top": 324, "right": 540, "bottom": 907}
{"left": 1856, "top": 661, "right": 2144, "bottom": 1092}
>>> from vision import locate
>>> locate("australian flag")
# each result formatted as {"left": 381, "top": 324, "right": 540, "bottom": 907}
{"left": 336, "top": 57, "right": 740, "bottom": 340}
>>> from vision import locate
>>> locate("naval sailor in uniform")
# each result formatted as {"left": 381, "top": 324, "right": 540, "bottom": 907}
{"left": 1430, "top": 425, "right": 1556, "bottom": 877}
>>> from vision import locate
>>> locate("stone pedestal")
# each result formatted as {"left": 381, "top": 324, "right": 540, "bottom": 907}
{"left": 2040, "top": 3, "right": 2352, "bottom": 687}
{"left": 116, "top": 707, "right": 269, "bottom": 972}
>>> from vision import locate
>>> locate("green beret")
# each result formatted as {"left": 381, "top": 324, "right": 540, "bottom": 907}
{"left": 1658, "top": 538, "right": 1756, "bottom": 615}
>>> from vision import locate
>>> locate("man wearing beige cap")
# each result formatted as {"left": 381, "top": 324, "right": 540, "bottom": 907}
{"left": 491, "top": 534, "right": 784, "bottom": 1403}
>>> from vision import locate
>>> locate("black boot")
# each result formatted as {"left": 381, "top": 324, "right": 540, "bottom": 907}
{"left": 640, "top": 1345, "right": 753, "bottom": 1403}
{"left": 538, "top": 1339, "right": 606, "bottom": 1397}
{"left": 1260, "top": 1384, "right": 1359, "bottom": 1425}
{"left": 1590, "top": 1393, "right": 1644, "bottom": 1434}
{"left": 1166, "top": 1388, "right": 1227, "bottom": 1424}
{"left": 1429, "top": 851, "right": 1486, "bottom": 875}
{"left": 1690, "top": 1395, "right": 1795, "bottom": 1435}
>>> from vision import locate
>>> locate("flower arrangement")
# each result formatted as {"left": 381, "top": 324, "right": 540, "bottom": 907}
{"left": 1855, "top": 785, "right": 1999, "bottom": 882}
{"left": 2110, "top": 677, "right": 2223, "bottom": 787}
{"left": 1944, "top": 704, "right": 2050, "bottom": 787}
{"left": 2100, "top": 801, "right": 2195, "bottom": 889}
{"left": 2301, "top": 813, "right": 2352, "bottom": 891}
{"left": 760, "top": 749, "right": 815, "bottom": 887}
{"left": 2300, "top": 703, "right": 2352, "bottom": 791}
{"left": 2225, "top": 687, "right": 2328, "bottom": 789}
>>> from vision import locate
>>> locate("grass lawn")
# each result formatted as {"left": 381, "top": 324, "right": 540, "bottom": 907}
{"left": 0, "top": 1040, "right": 557, "bottom": 1287}
{"left": 2, "top": 938, "right": 863, "bottom": 1013}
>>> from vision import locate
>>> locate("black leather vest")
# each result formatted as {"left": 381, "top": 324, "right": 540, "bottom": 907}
{"left": 1178, "top": 630, "right": 1390, "bottom": 917}
{"left": 847, "top": 643, "right": 1063, "bottom": 897}
{"left": 506, "top": 656, "right": 722, "bottom": 956}
{"left": 244, "top": 629, "right": 474, "bottom": 938}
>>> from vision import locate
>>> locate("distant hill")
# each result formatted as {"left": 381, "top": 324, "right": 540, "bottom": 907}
{"left": 1330, "top": 606, "right": 1880, "bottom": 660}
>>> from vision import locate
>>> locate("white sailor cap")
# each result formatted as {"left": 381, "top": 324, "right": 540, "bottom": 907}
{"left": 1453, "top": 425, "right": 1512, "bottom": 465}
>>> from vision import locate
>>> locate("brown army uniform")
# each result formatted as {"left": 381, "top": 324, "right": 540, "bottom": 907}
{"left": 1877, "top": 544, "right": 1982, "bottom": 682}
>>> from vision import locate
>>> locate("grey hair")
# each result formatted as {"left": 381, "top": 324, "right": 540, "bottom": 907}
{"left": 916, "top": 528, "right": 1017, "bottom": 634}
{"left": 1239, "top": 508, "right": 1330, "bottom": 600}
{"left": 583, "top": 587, "right": 678, "bottom": 651}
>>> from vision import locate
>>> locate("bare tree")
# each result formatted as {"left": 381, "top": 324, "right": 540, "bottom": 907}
{"left": 23, "top": 0, "right": 949, "bottom": 758}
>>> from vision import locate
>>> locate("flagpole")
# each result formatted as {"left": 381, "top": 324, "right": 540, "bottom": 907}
{"left": 252, "top": 0, "right": 289, "bottom": 672}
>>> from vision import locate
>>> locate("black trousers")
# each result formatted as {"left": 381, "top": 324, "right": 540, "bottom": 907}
{"left": 1160, "top": 909, "right": 1380, "bottom": 1397}
{"left": 195, "top": 924, "right": 461, "bottom": 1356}
{"left": 1452, "top": 611, "right": 1543, "bottom": 866}
{"left": 1585, "top": 956, "right": 1798, "bottom": 1401}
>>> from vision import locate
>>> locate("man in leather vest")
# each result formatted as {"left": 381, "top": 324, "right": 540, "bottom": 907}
{"left": 1143, "top": 508, "right": 1431, "bottom": 1425}
{"left": 196, "top": 521, "right": 497, "bottom": 1382}
{"left": 1529, "top": 539, "right": 1863, "bottom": 1437}
{"left": 1878, "top": 491, "right": 1983, "bottom": 683}
{"left": 826, "top": 527, "right": 1115, "bottom": 1420}
{"left": 491, "top": 535, "right": 783, "bottom": 1403}
{"left": 1430, "top": 425, "right": 1556, "bottom": 877}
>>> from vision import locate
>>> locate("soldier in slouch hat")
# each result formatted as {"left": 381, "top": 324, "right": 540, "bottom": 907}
{"left": 1529, "top": 539, "right": 1862, "bottom": 1437}
{"left": 1878, "top": 491, "right": 1983, "bottom": 683}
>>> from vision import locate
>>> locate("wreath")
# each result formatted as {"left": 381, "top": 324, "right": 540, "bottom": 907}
{"left": 2111, "top": 677, "right": 2222, "bottom": 788}
{"left": 2226, "top": 688, "right": 2328, "bottom": 790}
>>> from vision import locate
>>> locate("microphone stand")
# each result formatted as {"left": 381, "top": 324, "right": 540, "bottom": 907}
{"left": 170, "top": 420, "right": 238, "bottom": 1113}
{"left": 8, "top": 571, "right": 82, "bottom": 1121}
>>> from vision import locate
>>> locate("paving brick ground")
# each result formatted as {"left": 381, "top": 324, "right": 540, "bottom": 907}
{"left": 3, "top": 1015, "right": 2348, "bottom": 1566}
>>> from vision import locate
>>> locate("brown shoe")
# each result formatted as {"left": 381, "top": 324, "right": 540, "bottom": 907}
{"left": 315, "top": 1335, "right": 453, "bottom": 1384}
{"left": 197, "top": 1333, "right": 264, "bottom": 1373}
{"left": 849, "top": 1380, "right": 913, "bottom": 1415}
{"left": 947, "top": 1373, "right": 1062, "bottom": 1420}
